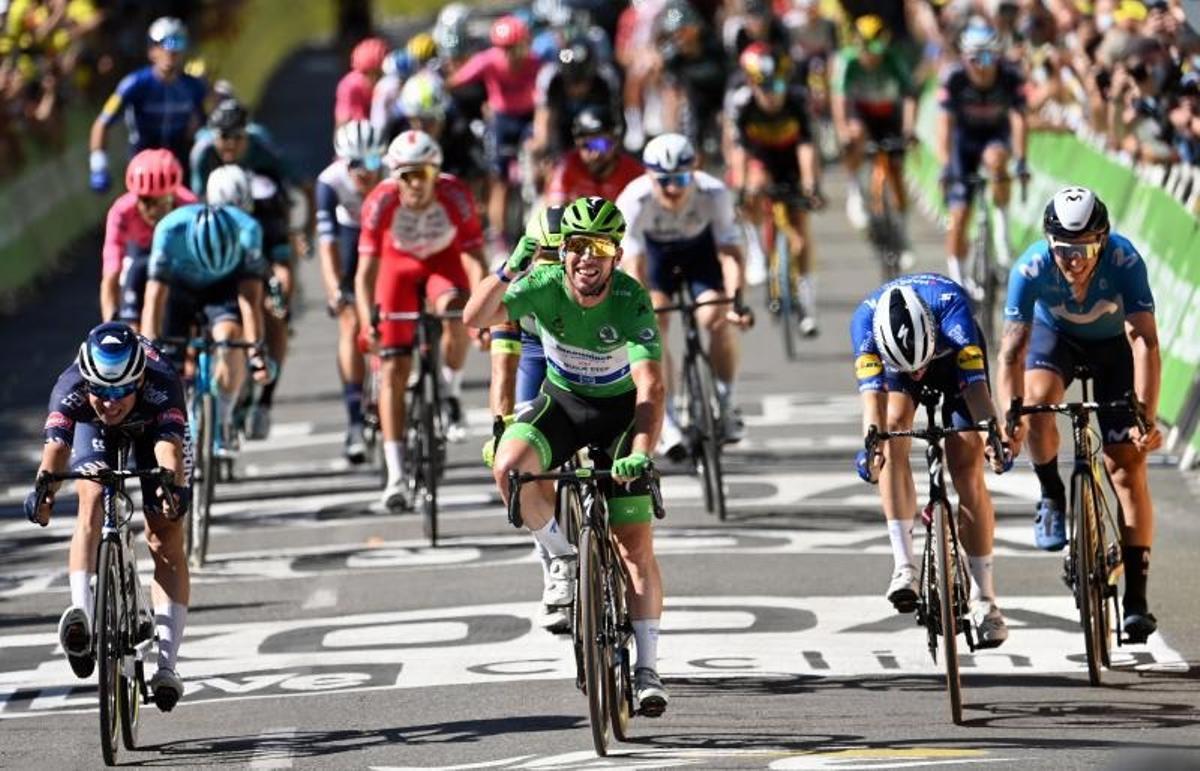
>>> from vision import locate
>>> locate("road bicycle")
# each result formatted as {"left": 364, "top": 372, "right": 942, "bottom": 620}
{"left": 507, "top": 460, "right": 665, "bottom": 756}
{"left": 865, "top": 390, "right": 1008, "bottom": 724}
{"left": 373, "top": 303, "right": 461, "bottom": 546}
{"left": 861, "top": 137, "right": 910, "bottom": 281}
{"left": 33, "top": 433, "right": 178, "bottom": 765}
{"left": 160, "top": 332, "right": 256, "bottom": 568}
{"left": 656, "top": 282, "right": 746, "bottom": 521}
{"left": 1007, "top": 368, "right": 1147, "bottom": 686}
{"left": 760, "top": 183, "right": 816, "bottom": 360}
{"left": 959, "top": 172, "right": 1026, "bottom": 348}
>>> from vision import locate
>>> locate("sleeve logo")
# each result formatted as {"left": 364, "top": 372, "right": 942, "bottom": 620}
{"left": 854, "top": 354, "right": 883, "bottom": 379}
{"left": 956, "top": 345, "right": 986, "bottom": 371}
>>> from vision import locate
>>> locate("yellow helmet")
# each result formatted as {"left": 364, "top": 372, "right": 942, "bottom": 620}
{"left": 406, "top": 31, "right": 437, "bottom": 64}
{"left": 854, "top": 15, "right": 890, "bottom": 54}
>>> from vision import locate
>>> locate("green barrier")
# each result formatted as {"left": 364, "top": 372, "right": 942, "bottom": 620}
{"left": 909, "top": 88, "right": 1200, "bottom": 445}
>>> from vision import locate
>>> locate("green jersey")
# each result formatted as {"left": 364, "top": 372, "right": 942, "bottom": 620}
{"left": 831, "top": 46, "right": 913, "bottom": 117}
{"left": 503, "top": 265, "right": 662, "bottom": 397}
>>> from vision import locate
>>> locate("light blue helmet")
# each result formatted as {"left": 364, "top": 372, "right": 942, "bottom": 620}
{"left": 188, "top": 205, "right": 241, "bottom": 275}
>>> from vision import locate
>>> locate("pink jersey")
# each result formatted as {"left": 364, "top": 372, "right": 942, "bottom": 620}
{"left": 101, "top": 187, "right": 198, "bottom": 276}
{"left": 335, "top": 70, "right": 374, "bottom": 124}
{"left": 448, "top": 47, "right": 540, "bottom": 117}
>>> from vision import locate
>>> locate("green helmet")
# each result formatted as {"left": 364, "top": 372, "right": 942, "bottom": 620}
{"left": 525, "top": 204, "right": 565, "bottom": 249}
{"left": 561, "top": 196, "right": 625, "bottom": 241}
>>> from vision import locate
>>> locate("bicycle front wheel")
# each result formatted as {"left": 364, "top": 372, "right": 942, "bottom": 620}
{"left": 189, "top": 392, "right": 216, "bottom": 568}
{"left": 932, "top": 501, "right": 964, "bottom": 724}
{"left": 684, "top": 356, "right": 726, "bottom": 520}
{"left": 775, "top": 227, "right": 798, "bottom": 361}
{"left": 606, "top": 548, "right": 633, "bottom": 742}
{"left": 420, "top": 394, "right": 439, "bottom": 547}
{"left": 1076, "top": 474, "right": 1108, "bottom": 686}
{"left": 118, "top": 562, "right": 142, "bottom": 750}
{"left": 578, "top": 525, "right": 610, "bottom": 755}
{"left": 96, "top": 540, "right": 122, "bottom": 765}
{"left": 971, "top": 218, "right": 997, "bottom": 346}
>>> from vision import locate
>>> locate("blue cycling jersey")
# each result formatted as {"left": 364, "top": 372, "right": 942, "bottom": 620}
{"left": 1004, "top": 232, "right": 1155, "bottom": 340}
{"left": 149, "top": 204, "right": 266, "bottom": 290}
{"left": 850, "top": 273, "right": 987, "bottom": 392}
{"left": 100, "top": 67, "right": 207, "bottom": 156}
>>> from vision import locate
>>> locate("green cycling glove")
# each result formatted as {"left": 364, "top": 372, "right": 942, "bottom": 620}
{"left": 505, "top": 235, "right": 539, "bottom": 276}
{"left": 612, "top": 451, "right": 651, "bottom": 481}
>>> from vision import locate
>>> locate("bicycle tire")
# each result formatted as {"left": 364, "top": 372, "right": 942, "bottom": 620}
{"left": 870, "top": 156, "right": 902, "bottom": 281}
{"left": 190, "top": 392, "right": 216, "bottom": 568}
{"left": 683, "top": 357, "right": 724, "bottom": 517}
{"left": 96, "top": 540, "right": 122, "bottom": 765}
{"left": 606, "top": 547, "right": 633, "bottom": 742}
{"left": 933, "top": 501, "right": 964, "bottom": 724}
{"left": 695, "top": 358, "right": 727, "bottom": 521}
{"left": 564, "top": 486, "right": 586, "bottom": 691}
{"left": 1076, "top": 474, "right": 1106, "bottom": 686}
{"left": 971, "top": 214, "right": 996, "bottom": 346}
{"left": 557, "top": 479, "right": 583, "bottom": 548}
{"left": 118, "top": 553, "right": 141, "bottom": 750}
{"left": 578, "top": 525, "right": 610, "bottom": 755}
{"left": 421, "top": 395, "right": 439, "bottom": 547}
{"left": 775, "top": 228, "right": 798, "bottom": 361}
{"left": 404, "top": 386, "right": 424, "bottom": 507}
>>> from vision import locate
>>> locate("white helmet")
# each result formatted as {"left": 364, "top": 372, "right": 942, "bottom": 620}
{"left": 400, "top": 71, "right": 450, "bottom": 121}
{"left": 642, "top": 133, "right": 696, "bottom": 174}
{"left": 334, "top": 119, "right": 386, "bottom": 163}
{"left": 960, "top": 21, "right": 1000, "bottom": 56}
{"left": 205, "top": 164, "right": 253, "bottom": 212}
{"left": 872, "top": 284, "right": 937, "bottom": 373}
{"left": 385, "top": 129, "right": 443, "bottom": 170}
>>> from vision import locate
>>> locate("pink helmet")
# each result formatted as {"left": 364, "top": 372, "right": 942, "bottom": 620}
{"left": 351, "top": 36, "right": 389, "bottom": 73}
{"left": 125, "top": 149, "right": 182, "bottom": 197}
{"left": 490, "top": 15, "right": 529, "bottom": 48}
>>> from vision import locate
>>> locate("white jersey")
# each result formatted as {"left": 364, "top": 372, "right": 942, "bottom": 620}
{"left": 615, "top": 171, "right": 743, "bottom": 260}
{"left": 315, "top": 159, "right": 367, "bottom": 242}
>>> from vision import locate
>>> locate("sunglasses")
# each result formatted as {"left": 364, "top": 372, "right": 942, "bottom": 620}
{"left": 216, "top": 130, "right": 246, "bottom": 142}
{"left": 967, "top": 51, "right": 997, "bottom": 67}
{"left": 397, "top": 166, "right": 436, "bottom": 183}
{"left": 578, "top": 135, "right": 615, "bottom": 154}
{"left": 348, "top": 154, "right": 383, "bottom": 172}
{"left": 153, "top": 33, "right": 189, "bottom": 52}
{"left": 1049, "top": 237, "right": 1103, "bottom": 263}
{"left": 562, "top": 234, "right": 620, "bottom": 259}
{"left": 87, "top": 381, "right": 139, "bottom": 401}
{"left": 754, "top": 78, "right": 788, "bottom": 94}
{"left": 138, "top": 194, "right": 173, "bottom": 208}
{"left": 654, "top": 171, "right": 692, "bottom": 189}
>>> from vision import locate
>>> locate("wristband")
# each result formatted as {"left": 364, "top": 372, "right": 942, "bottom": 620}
{"left": 495, "top": 266, "right": 512, "bottom": 284}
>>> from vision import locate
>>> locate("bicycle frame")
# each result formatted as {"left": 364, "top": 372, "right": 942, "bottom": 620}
{"left": 862, "top": 138, "right": 908, "bottom": 280}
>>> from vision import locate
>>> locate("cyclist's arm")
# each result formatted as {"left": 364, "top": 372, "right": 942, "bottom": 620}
{"left": 996, "top": 319, "right": 1031, "bottom": 428}
{"left": 797, "top": 140, "right": 820, "bottom": 196}
{"left": 829, "top": 55, "right": 849, "bottom": 141}
{"left": 488, "top": 325, "right": 521, "bottom": 416}
{"left": 962, "top": 380, "right": 1000, "bottom": 424}
{"left": 462, "top": 271, "right": 511, "bottom": 328}
{"left": 142, "top": 280, "right": 169, "bottom": 340}
{"left": 629, "top": 359, "right": 666, "bottom": 455}
{"left": 1009, "top": 107, "right": 1028, "bottom": 168}
{"left": 902, "top": 95, "right": 917, "bottom": 139}
{"left": 100, "top": 204, "right": 127, "bottom": 320}
{"left": 354, "top": 254, "right": 380, "bottom": 332}
{"left": 236, "top": 277, "right": 265, "bottom": 345}
{"left": 153, "top": 437, "right": 186, "bottom": 487}
{"left": 314, "top": 182, "right": 342, "bottom": 305}
{"left": 461, "top": 246, "right": 489, "bottom": 288}
{"left": 860, "top": 389, "right": 886, "bottom": 437}
{"left": 35, "top": 440, "right": 71, "bottom": 496}
{"left": 935, "top": 109, "right": 952, "bottom": 167}
{"left": 89, "top": 76, "right": 131, "bottom": 154}
{"left": 1126, "top": 311, "right": 1161, "bottom": 425}
{"left": 530, "top": 105, "right": 553, "bottom": 156}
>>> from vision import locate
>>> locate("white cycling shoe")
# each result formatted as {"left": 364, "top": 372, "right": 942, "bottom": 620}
{"left": 149, "top": 667, "right": 184, "bottom": 712}
{"left": 542, "top": 555, "right": 577, "bottom": 608}
{"left": 971, "top": 598, "right": 1009, "bottom": 649}
{"left": 634, "top": 667, "right": 669, "bottom": 717}
{"left": 382, "top": 480, "right": 409, "bottom": 512}
{"left": 58, "top": 606, "right": 94, "bottom": 679}
{"left": 886, "top": 565, "right": 919, "bottom": 613}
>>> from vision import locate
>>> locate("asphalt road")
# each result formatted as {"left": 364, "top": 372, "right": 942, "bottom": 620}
{"left": 1, "top": 40, "right": 1199, "bottom": 771}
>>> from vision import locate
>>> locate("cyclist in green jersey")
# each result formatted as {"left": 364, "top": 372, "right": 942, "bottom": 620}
{"left": 464, "top": 195, "right": 670, "bottom": 716}
{"left": 831, "top": 15, "right": 917, "bottom": 251}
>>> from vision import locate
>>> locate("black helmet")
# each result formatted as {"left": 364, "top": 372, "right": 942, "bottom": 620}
{"left": 208, "top": 98, "right": 248, "bottom": 133}
{"left": 1043, "top": 186, "right": 1109, "bottom": 241}
{"left": 572, "top": 104, "right": 616, "bottom": 138}
{"left": 558, "top": 37, "right": 595, "bottom": 84}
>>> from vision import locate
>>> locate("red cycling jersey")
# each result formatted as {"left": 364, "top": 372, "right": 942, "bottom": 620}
{"left": 102, "top": 187, "right": 198, "bottom": 276}
{"left": 358, "top": 173, "right": 483, "bottom": 350}
{"left": 545, "top": 150, "right": 644, "bottom": 205}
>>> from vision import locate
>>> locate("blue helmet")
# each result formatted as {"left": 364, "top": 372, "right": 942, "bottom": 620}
{"left": 77, "top": 322, "right": 146, "bottom": 388}
{"left": 188, "top": 205, "right": 241, "bottom": 275}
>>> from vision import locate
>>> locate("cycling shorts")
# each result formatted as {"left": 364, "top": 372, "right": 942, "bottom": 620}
{"left": 1026, "top": 324, "right": 1136, "bottom": 445}
{"left": 486, "top": 111, "right": 533, "bottom": 175}
{"left": 646, "top": 230, "right": 724, "bottom": 300}
{"left": 117, "top": 248, "right": 151, "bottom": 324}
{"left": 855, "top": 111, "right": 903, "bottom": 144}
{"left": 747, "top": 151, "right": 801, "bottom": 186}
{"left": 338, "top": 225, "right": 361, "bottom": 297}
{"left": 69, "top": 423, "right": 180, "bottom": 517}
{"left": 162, "top": 276, "right": 242, "bottom": 342}
{"left": 502, "top": 379, "right": 653, "bottom": 526}
{"left": 375, "top": 247, "right": 468, "bottom": 353}
{"left": 945, "top": 128, "right": 1011, "bottom": 207}
{"left": 884, "top": 330, "right": 990, "bottom": 430}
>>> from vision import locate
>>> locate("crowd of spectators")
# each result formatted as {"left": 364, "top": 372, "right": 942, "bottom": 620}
{"left": 0, "top": 0, "right": 206, "bottom": 179}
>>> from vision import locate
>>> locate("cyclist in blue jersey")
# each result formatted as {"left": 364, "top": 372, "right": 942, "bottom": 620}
{"left": 25, "top": 323, "right": 191, "bottom": 711}
{"left": 851, "top": 273, "right": 1011, "bottom": 647}
{"left": 141, "top": 204, "right": 272, "bottom": 456}
{"left": 89, "top": 17, "right": 207, "bottom": 191}
{"left": 935, "top": 22, "right": 1027, "bottom": 294}
{"left": 316, "top": 120, "right": 386, "bottom": 462}
{"left": 997, "top": 187, "right": 1163, "bottom": 643}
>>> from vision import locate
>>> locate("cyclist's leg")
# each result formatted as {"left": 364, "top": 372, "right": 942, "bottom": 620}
{"left": 65, "top": 425, "right": 111, "bottom": 628}
{"left": 1090, "top": 335, "right": 1155, "bottom": 625}
{"left": 880, "top": 385, "right": 919, "bottom": 582}
{"left": 203, "top": 283, "right": 248, "bottom": 446}
{"left": 944, "top": 133, "right": 981, "bottom": 286}
{"left": 117, "top": 250, "right": 150, "bottom": 331}
{"left": 255, "top": 259, "right": 293, "bottom": 434}
{"left": 1025, "top": 323, "right": 1072, "bottom": 501}
{"left": 981, "top": 138, "right": 1013, "bottom": 264}
{"left": 428, "top": 250, "right": 471, "bottom": 437}
{"left": 137, "top": 435, "right": 189, "bottom": 672}
{"left": 692, "top": 247, "right": 741, "bottom": 411}
{"left": 336, "top": 228, "right": 366, "bottom": 439}
{"left": 376, "top": 255, "right": 423, "bottom": 493}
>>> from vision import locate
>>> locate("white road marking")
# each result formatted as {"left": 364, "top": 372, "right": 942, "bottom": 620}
{"left": 301, "top": 588, "right": 338, "bottom": 610}
{"left": 247, "top": 726, "right": 298, "bottom": 769}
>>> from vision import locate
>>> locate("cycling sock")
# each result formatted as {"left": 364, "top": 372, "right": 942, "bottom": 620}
{"left": 442, "top": 366, "right": 463, "bottom": 400}
{"left": 946, "top": 255, "right": 965, "bottom": 285}
{"left": 217, "top": 393, "right": 236, "bottom": 439}
{"left": 633, "top": 618, "right": 660, "bottom": 671}
{"left": 798, "top": 276, "right": 817, "bottom": 317}
{"left": 153, "top": 601, "right": 187, "bottom": 672}
{"left": 384, "top": 440, "right": 405, "bottom": 487}
{"left": 887, "top": 519, "right": 914, "bottom": 570}
{"left": 531, "top": 518, "right": 573, "bottom": 558}
{"left": 344, "top": 382, "right": 364, "bottom": 426}
{"left": 716, "top": 379, "right": 735, "bottom": 406}
{"left": 967, "top": 553, "right": 996, "bottom": 602}
{"left": 1122, "top": 545, "right": 1151, "bottom": 615}
{"left": 535, "top": 540, "right": 552, "bottom": 590}
{"left": 69, "top": 571, "right": 94, "bottom": 625}
{"left": 1033, "top": 459, "right": 1066, "bottom": 511}
{"left": 258, "top": 379, "right": 276, "bottom": 409}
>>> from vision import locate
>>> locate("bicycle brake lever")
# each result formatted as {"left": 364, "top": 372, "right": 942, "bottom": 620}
{"left": 505, "top": 470, "right": 523, "bottom": 529}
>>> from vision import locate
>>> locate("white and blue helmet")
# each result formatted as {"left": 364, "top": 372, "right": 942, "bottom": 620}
{"left": 77, "top": 322, "right": 146, "bottom": 388}
{"left": 642, "top": 133, "right": 696, "bottom": 174}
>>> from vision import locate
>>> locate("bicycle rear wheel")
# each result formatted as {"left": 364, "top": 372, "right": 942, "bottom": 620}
{"left": 420, "top": 393, "right": 439, "bottom": 547}
{"left": 933, "top": 501, "right": 964, "bottom": 724}
{"left": 578, "top": 525, "right": 610, "bottom": 755}
{"left": 775, "top": 227, "right": 798, "bottom": 361}
{"left": 1076, "top": 474, "right": 1107, "bottom": 686}
{"left": 557, "top": 479, "right": 583, "bottom": 548}
{"left": 971, "top": 215, "right": 997, "bottom": 346}
{"left": 96, "top": 540, "right": 122, "bottom": 765}
{"left": 118, "top": 559, "right": 142, "bottom": 751}
{"left": 188, "top": 392, "right": 215, "bottom": 568}
{"left": 606, "top": 550, "right": 633, "bottom": 741}
{"left": 684, "top": 356, "right": 726, "bottom": 519}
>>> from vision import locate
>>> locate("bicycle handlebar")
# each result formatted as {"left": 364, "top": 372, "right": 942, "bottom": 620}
{"left": 866, "top": 417, "right": 1011, "bottom": 473}
{"left": 505, "top": 465, "right": 666, "bottom": 529}
{"left": 1005, "top": 395, "right": 1148, "bottom": 437}
{"left": 34, "top": 466, "right": 180, "bottom": 519}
